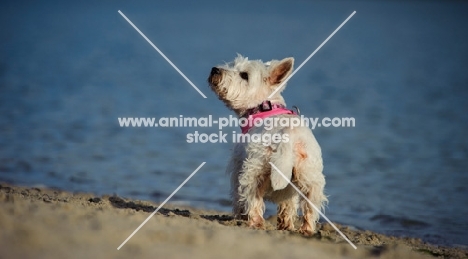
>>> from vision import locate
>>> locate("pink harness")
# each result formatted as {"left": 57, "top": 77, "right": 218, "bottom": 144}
{"left": 240, "top": 101, "right": 298, "bottom": 134}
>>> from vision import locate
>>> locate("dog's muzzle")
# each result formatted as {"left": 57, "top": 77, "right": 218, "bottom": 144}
{"left": 208, "top": 67, "right": 222, "bottom": 86}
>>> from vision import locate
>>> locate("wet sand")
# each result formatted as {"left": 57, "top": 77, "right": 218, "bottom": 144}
{"left": 0, "top": 183, "right": 466, "bottom": 258}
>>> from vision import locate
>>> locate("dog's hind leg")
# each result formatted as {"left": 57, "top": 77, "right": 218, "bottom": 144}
{"left": 293, "top": 141, "right": 327, "bottom": 235}
{"left": 297, "top": 182, "right": 326, "bottom": 235}
{"left": 277, "top": 194, "right": 298, "bottom": 231}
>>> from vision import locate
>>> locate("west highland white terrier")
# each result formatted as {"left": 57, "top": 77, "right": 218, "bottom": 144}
{"left": 208, "top": 55, "right": 327, "bottom": 235}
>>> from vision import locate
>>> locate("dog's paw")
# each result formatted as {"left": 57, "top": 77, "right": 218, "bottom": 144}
{"left": 277, "top": 220, "right": 295, "bottom": 231}
{"left": 249, "top": 222, "right": 265, "bottom": 229}
{"left": 299, "top": 225, "right": 316, "bottom": 236}
{"left": 248, "top": 216, "right": 265, "bottom": 229}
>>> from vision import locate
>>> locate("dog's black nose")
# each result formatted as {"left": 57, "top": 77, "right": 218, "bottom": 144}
{"left": 211, "top": 67, "right": 220, "bottom": 75}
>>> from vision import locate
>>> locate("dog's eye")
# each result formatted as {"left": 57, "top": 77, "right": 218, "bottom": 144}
{"left": 240, "top": 72, "right": 249, "bottom": 81}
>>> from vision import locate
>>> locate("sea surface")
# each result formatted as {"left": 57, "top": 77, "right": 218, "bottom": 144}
{"left": 1, "top": 0, "right": 467, "bottom": 247}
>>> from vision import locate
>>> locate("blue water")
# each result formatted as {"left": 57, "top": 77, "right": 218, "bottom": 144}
{"left": 1, "top": 0, "right": 467, "bottom": 247}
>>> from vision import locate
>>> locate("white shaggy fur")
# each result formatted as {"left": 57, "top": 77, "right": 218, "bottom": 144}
{"left": 208, "top": 55, "right": 327, "bottom": 235}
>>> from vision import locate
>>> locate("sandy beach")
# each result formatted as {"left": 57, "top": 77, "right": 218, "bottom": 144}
{"left": 0, "top": 183, "right": 465, "bottom": 259}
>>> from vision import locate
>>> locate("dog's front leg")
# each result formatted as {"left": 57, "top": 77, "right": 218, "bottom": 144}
{"left": 238, "top": 169, "right": 268, "bottom": 229}
{"left": 227, "top": 145, "right": 246, "bottom": 219}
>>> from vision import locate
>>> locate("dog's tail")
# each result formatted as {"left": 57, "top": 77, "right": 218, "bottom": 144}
{"left": 270, "top": 140, "right": 293, "bottom": 191}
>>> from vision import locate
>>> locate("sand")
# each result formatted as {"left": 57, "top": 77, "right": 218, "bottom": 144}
{"left": 0, "top": 183, "right": 466, "bottom": 259}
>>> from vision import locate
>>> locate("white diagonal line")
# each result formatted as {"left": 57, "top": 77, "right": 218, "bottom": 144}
{"left": 268, "top": 11, "right": 356, "bottom": 99}
{"left": 117, "top": 162, "right": 206, "bottom": 250}
{"left": 269, "top": 162, "right": 357, "bottom": 249}
{"left": 118, "top": 10, "right": 207, "bottom": 98}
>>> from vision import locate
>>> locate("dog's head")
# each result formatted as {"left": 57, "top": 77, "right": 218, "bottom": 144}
{"left": 208, "top": 54, "right": 294, "bottom": 116}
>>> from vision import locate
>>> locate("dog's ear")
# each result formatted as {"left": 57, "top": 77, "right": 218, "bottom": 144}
{"left": 268, "top": 57, "right": 294, "bottom": 86}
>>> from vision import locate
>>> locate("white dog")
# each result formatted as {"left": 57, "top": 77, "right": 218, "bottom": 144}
{"left": 208, "top": 55, "right": 327, "bottom": 235}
